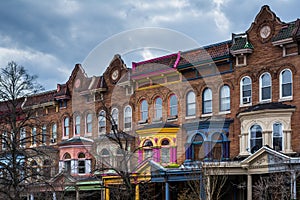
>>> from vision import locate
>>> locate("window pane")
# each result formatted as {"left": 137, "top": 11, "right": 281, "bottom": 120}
{"left": 282, "top": 83, "right": 292, "bottom": 97}
{"left": 161, "top": 148, "right": 170, "bottom": 163}
{"left": 125, "top": 107, "right": 132, "bottom": 129}
{"left": 273, "top": 123, "right": 282, "bottom": 151}
{"left": 220, "top": 86, "right": 230, "bottom": 111}
{"left": 155, "top": 98, "right": 163, "bottom": 119}
{"left": 141, "top": 100, "right": 148, "bottom": 121}
{"left": 261, "top": 73, "right": 271, "bottom": 101}
{"left": 169, "top": 95, "right": 178, "bottom": 116}
{"left": 242, "top": 77, "right": 252, "bottom": 104}
{"left": 99, "top": 111, "right": 106, "bottom": 133}
{"left": 250, "top": 125, "right": 262, "bottom": 153}
{"left": 203, "top": 88, "right": 212, "bottom": 114}
{"left": 262, "top": 87, "right": 271, "bottom": 100}
{"left": 187, "top": 92, "right": 196, "bottom": 116}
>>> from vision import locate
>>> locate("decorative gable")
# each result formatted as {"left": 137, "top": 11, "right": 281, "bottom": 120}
{"left": 241, "top": 146, "right": 290, "bottom": 173}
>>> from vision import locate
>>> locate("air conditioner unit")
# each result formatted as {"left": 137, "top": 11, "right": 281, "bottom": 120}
{"left": 243, "top": 96, "right": 251, "bottom": 104}
{"left": 50, "top": 138, "right": 56, "bottom": 143}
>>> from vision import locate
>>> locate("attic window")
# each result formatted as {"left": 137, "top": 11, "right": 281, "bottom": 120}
{"left": 59, "top": 100, "right": 67, "bottom": 108}
{"left": 283, "top": 43, "right": 298, "bottom": 57}
{"left": 236, "top": 55, "right": 246, "bottom": 66}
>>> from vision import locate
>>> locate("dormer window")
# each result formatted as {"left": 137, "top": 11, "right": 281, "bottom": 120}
{"left": 236, "top": 55, "right": 246, "bottom": 66}
{"left": 230, "top": 33, "right": 253, "bottom": 67}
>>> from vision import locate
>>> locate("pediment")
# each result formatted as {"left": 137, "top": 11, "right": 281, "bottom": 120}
{"left": 241, "top": 146, "right": 290, "bottom": 169}
{"left": 50, "top": 172, "right": 77, "bottom": 185}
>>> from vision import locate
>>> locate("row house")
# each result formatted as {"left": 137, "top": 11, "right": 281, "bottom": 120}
{"left": 1, "top": 5, "right": 300, "bottom": 200}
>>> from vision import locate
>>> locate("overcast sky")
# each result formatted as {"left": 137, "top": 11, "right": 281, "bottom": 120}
{"left": 0, "top": 0, "right": 299, "bottom": 90}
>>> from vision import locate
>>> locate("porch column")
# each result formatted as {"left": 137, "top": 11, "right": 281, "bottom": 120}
{"left": 247, "top": 174, "right": 252, "bottom": 200}
{"left": 165, "top": 181, "right": 170, "bottom": 200}
{"left": 52, "top": 192, "right": 56, "bottom": 200}
{"left": 105, "top": 187, "right": 110, "bottom": 200}
{"left": 207, "top": 176, "right": 211, "bottom": 200}
{"left": 76, "top": 187, "right": 79, "bottom": 200}
{"left": 135, "top": 184, "right": 140, "bottom": 200}
{"left": 291, "top": 171, "right": 297, "bottom": 200}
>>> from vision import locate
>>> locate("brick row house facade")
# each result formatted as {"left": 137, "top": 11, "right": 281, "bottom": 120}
{"left": 1, "top": 5, "right": 300, "bottom": 200}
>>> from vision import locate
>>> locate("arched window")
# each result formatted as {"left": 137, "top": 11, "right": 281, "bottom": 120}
{"left": 31, "top": 160, "right": 38, "bottom": 177}
{"left": 250, "top": 125, "right": 263, "bottom": 153}
{"left": 86, "top": 113, "right": 92, "bottom": 134}
{"left": 169, "top": 94, "right": 178, "bottom": 117}
{"left": 116, "top": 149, "right": 123, "bottom": 169}
{"left": 273, "top": 123, "right": 283, "bottom": 151}
{"left": 192, "top": 134, "right": 204, "bottom": 160}
{"left": 63, "top": 153, "right": 71, "bottom": 173}
{"left": 143, "top": 140, "right": 153, "bottom": 159}
{"left": 124, "top": 106, "right": 132, "bottom": 130}
{"left": 100, "top": 149, "right": 111, "bottom": 168}
{"left": 154, "top": 97, "right": 163, "bottom": 120}
{"left": 203, "top": 88, "right": 212, "bottom": 114}
{"left": 140, "top": 100, "right": 148, "bottom": 122}
{"left": 20, "top": 128, "right": 26, "bottom": 147}
{"left": 161, "top": 139, "right": 170, "bottom": 164}
{"left": 51, "top": 123, "right": 57, "bottom": 143}
{"left": 2, "top": 131, "right": 7, "bottom": 149}
{"left": 43, "top": 159, "right": 51, "bottom": 178}
{"left": 75, "top": 115, "right": 81, "bottom": 135}
{"left": 186, "top": 91, "right": 196, "bottom": 116}
{"left": 98, "top": 110, "right": 106, "bottom": 133}
{"left": 241, "top": 76, "right": 252, "bottom": 104}
{"left": 280, "top": 69, "right": 292, "bottom": 98}
{"left": 260, "top": 73, "right": 272, "bottom": 101}
{"left": 111, "top": 108, "right": 119, "bottom": 130}
{"left": 211, "top": 133, "right": 223, "bottom": 160}
{"left": 31, "top": 127, "right": 37, "bottom": 145}
{"left": 78, "top": 153, "right": 86, "bottom": 174}
{"left": 42, "top": 125, "right": 47, "bottom": 144}
{"left": 220, "top": 85, "right": 230, "bottom": 111}
{"left": 63, "top": 117, "right": 69, "bottom": 137}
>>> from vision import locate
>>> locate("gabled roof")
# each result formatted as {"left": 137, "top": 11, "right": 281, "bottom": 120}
{"left": 177, "top": 41, "right": 231, "bottom": 69}
{"left": 230, "top": 34, "right": 253, "bottom": 55}
{"left": 58, "top": 136, "right": 94, "bottom": 146}
{"left": 272, "top": 19, "right": 300, "bottom": 45}
{"left": 240, "top": 145, "right": 290, "bottom": 168}
{"left": 54, "top": 84, "right": 70, "bottom": 100}
{"left": 22, "top": 90, "right": 56, "bottom": 107}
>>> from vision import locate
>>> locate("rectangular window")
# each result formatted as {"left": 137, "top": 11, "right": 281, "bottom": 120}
{"left": 42, "top": 125, "right": 47, "bottom": 144}
{"left": 161, "top": 148, "right": 170, "bottom": 163}
{"left": 2, "top": 131, "right": 7, "bottom": 150}
{"left": 31, "top": 127, "right": 37, "bottom": 145}
{"left": 20, "top": 128, "right": 26, "bottom": 148}
{"left": 78, "top": 160, "right": 86, "bottom": 174}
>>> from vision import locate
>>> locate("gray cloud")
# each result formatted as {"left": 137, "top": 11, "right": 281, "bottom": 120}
{"left": 0, "top": 0, "right": 299, "bottom": 89}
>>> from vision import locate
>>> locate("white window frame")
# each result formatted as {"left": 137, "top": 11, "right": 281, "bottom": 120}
{"left": 74, "top": 115, "right": 81, "bottom": 135}
{"left": 203, "top": 88, "right": 212, "bottom": 114}
{"left": 259, "top": 72, "right": 272, "bottom": 102}
{"left": 249, "top": 124, "right": 263, "bottom": 154}
{"left": 86, "top": 113, "right": 92, "bottom": 134}
{"left": 279, "top": 69, "right": 292, "bottom": 100}
{"left": 140, "top": 100, "right": 148, "bottom": 122}
{"left": 186, "top": 91, "right": 196, "bottom": 117}
{"left": 154, "top": 97, "right": 163, "bottom": 121}
{"left": 63, "top": 117, "right": 70, "bottom": 138}
{"left": 240, "top": 76, "right": 252, "bottom": 106}
{"left": 272, "top": 122, "right": 284, "bottom": 151}
{"left": 51, "top": 123, "right": 57, "bottom": 144}
{"left": 169, "top": 94, "right": 178, "bottom": 117}
{"left": 220, "top": 85, "right": 230, "bottom": 112}
{"left": 98, "top": 110, "right": 106, "bottom": 134}
{"left": 124, "top": 106, "right": 132, "bottom": 131}
{"left": 111, "top": 108, "right": 119, "bottom": 131}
